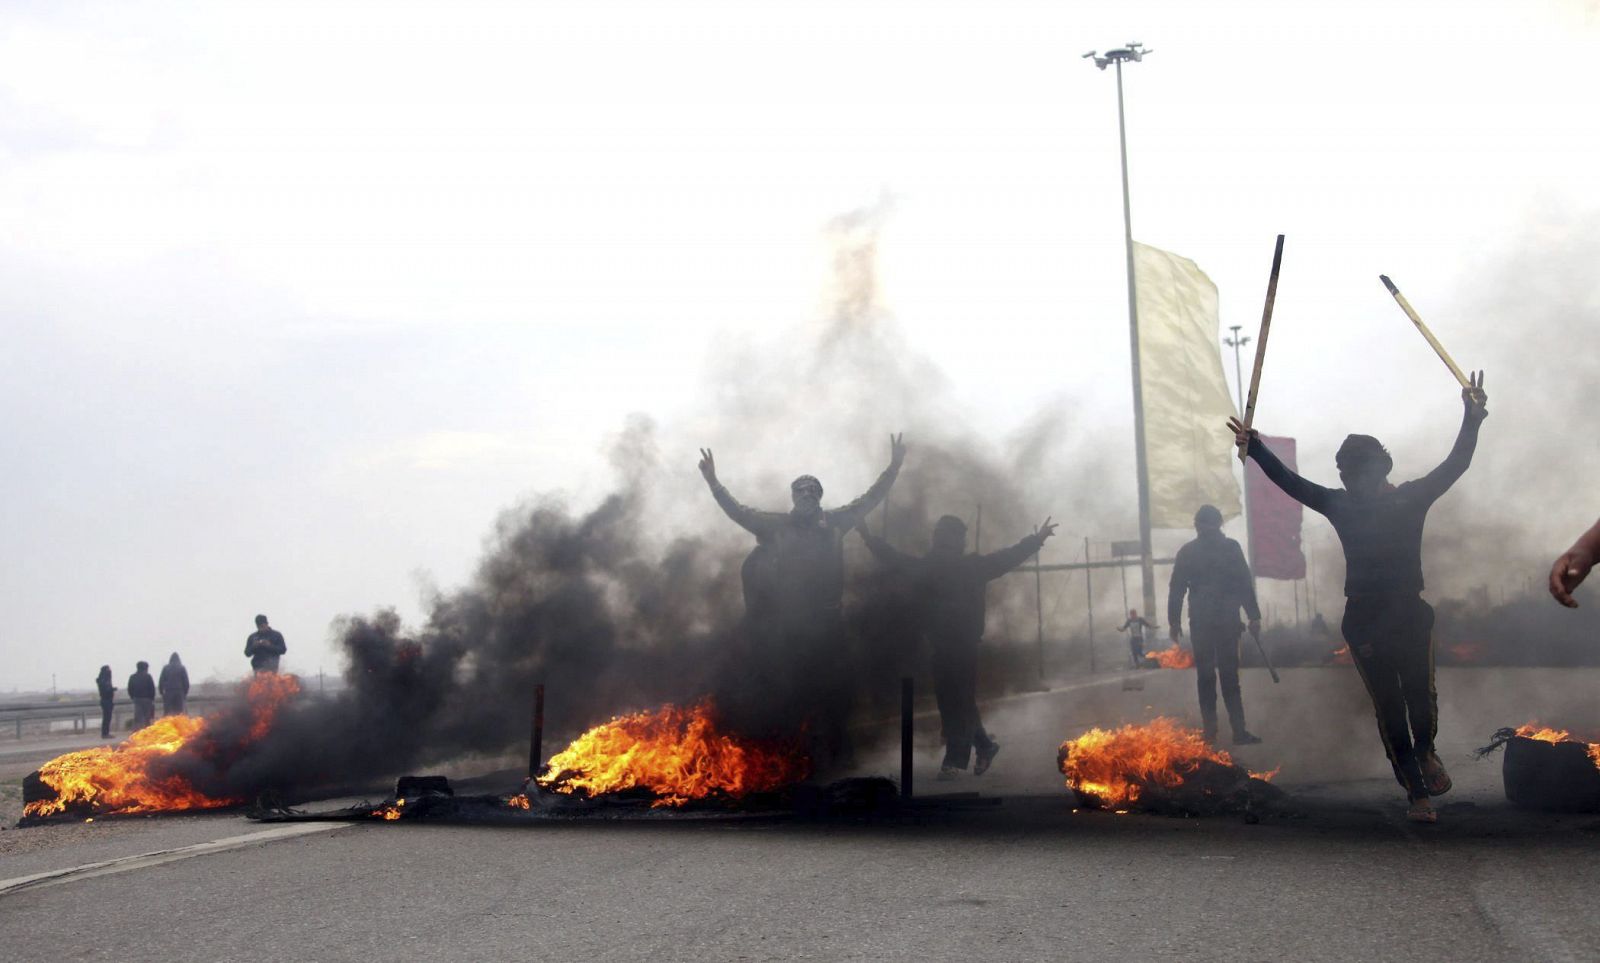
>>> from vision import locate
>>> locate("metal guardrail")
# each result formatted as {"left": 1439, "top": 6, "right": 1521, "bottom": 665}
{"left": 0, "top": 697, "right": 226, "bottom": 740}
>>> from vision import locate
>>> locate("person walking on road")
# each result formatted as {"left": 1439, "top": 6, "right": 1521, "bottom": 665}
{"left": 158, "top": 652, "right": 190, "bottom": 716}
{"left": 1117, "top": 609, "right": 1155, "bottom": 667}
{"left": 127, "top": 661, "right": 157, "bottom": 730}
{"left": 1167, "top": 505, "right": 1263, "bottom": 747}
{"left": 96, "top": 665, "right": 117, "bottom": 739}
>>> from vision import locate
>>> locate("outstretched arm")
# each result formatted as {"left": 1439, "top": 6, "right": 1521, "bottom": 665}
{"left": 976, "top": 517, "right": 1057, "bottom": 580}
{"left": 1412, "top": 372, "right": 1487, "bottom": 503}
{"left": 827, "top": 433, "right": 907, "bottom": 530}
{"left": 1227, "top": 417, "right": 1336, "bottom": 515}
{"left": 1551, "top": 517, "right": 1600, "bottom": 608}
{"left": 857, "top": 526, "right": 916, "bottom": 569}
{"left": 699, "top": 448, "right": 783, "bottom": 538}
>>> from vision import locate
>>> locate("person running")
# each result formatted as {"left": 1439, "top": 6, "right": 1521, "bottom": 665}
{"left": 1167, "top": 505, "right": 1262, "bottom": 746}
{"left": 1550, "top": 517, "right": 1600, "bottom": 607}
{"left": 1117, "top": 609, "right": 1155, "bottom": 667}
{"left": 858, "top": 514, "right": 1057, "bottom": 780}
{"left": 1228, "top": 371, "right": 1487, "bottom": 823}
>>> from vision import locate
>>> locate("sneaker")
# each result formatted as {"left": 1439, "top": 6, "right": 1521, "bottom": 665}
{"left": 973, "top": 743, "right": 1001, "bottom": 777}
{"left": 1406, "top": 798, "right": 1438, "bottom": 824}
{"left": 1420, "top": 751, "right": 1453, "bottom": 796}
{"left": 936, "top": 765, "right": 961, "bottom": 782}
{"left": 1232, "top": 730, "right": 1263, "bottom": 746}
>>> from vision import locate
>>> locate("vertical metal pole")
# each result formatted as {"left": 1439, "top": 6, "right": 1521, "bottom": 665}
{"left": 1034, "top": 538, "right": 1045, "bottom": 682}
{"left": 528, "top": 684, "right": 545, "bottom": 780}
{"left": 974, "top": 504, "right": 983, "bottom": 553}
{"left": 1085, "top": 537, "right": 1097, "bottom": 673}
{"left": 1114, "top": 58, "right": 1158, "bottom": 624}
{"left": 900, "top": 677, "right": 913, "bottom": 799}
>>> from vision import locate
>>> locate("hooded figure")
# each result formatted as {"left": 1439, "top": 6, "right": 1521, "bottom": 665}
{"left": 1168, "top": 504, "right": 1262, "bottom": 745}
{"left": 95, "top": 665, "right": 117, "bottom": 738}
{"left": 158, "top": 652, "right": 190, "bottom": 716}
{"left": 860, "top": 513, "right": 1056, "bottom": 779}
{"left": 699, "top": 435, "right": 905, "bottom": 765}
{"left": 127, "top": 661, "right": 157, "bottom": 730}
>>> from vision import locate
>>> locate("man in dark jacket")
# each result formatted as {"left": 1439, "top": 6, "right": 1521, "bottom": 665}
{"left": 700, "top": 436, "right": 905, "bottom": 764}
{"left": 158, "top": 653, "right": 190, "bottom": 716}
{"left": 860, "top": 513, "right": 1057, "bottom": 779}
{"left": 127, "top": 662, "right": 157, "bottom": 730}
{"left": 245, "top": 615, "right": 287, "bottom": 674}
{"left": 1229, "top": 372, "right": 1486, "bottom": 823}
{"left": 1168, "top": 504, "right": 1262, "bottom": 746}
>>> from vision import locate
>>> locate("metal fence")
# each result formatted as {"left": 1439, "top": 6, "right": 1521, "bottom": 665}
{"left": 0, "top": 697, "right": 227, "bottom": 740}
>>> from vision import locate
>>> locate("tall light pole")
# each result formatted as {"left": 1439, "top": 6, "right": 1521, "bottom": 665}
{"left": 1085, "top": 42, "right": 1157, "bottom": 621}
{"left": 1224, "top": 325, "right": 1260, "bottom": 579}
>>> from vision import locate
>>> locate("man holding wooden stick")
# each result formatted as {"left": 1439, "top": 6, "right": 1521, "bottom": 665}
{"left": 1228, "top": 372, "right": 1487, "bottom": 823}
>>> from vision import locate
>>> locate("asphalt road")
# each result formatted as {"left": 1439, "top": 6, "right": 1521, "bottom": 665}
{"left": 5, "top": 667, "right": 1600, "bottom": 962}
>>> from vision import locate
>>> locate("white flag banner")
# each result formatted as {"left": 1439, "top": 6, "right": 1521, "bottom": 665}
{"left": 1134, "top": 242, "right": 1242, "bottom": 528}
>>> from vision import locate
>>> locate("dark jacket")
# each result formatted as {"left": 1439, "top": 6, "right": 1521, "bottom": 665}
{"left": 158, "top": 661, "right": 190, "bottom": 699}
{"left": 96, "top": 677, "right": 116, "bottom": 704}
{"left": 127, "top": 670, "right": 156, "bottom": 701}
{"left": 712, "top": 462, "right": 900, "bottom": 625}
{"left": 245, "top": 629, "right": 287, "bottom": 669}
{"left": 1248, "top": 409, "right": 1480, "bottom": 596}
{"left": 861, "top": 531, "right": 1046, "bottom": 652}
{"left": 1168, "top": 530, "right": 1261, "bottom": 629}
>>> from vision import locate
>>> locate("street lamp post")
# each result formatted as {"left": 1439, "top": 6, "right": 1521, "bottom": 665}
{"left": 1084, "top": 42, "right": 1157, "bottom": 621}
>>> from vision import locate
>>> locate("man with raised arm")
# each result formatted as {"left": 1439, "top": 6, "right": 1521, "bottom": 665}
{"left": 699, "top": 434, "right": 905, "bottom": 762}
{"left": 858, "top": 514, "right": 1056, "bottom": 780}
{"left": 1228, "top": 372, "right": 1487, "bottom": 824}
{"left": 1168, "top": 504, "right": 1262, "bottom": 747}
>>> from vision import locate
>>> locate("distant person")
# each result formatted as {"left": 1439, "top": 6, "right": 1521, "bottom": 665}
{"left": 158, "top": 652, "right": 190, "bottom": 716}
{"left": 859, "top": 514, "right": 1057, "bottom": 780}
{"left": 1117, "top": 609, "right": 1155, "bottom": 667}
{"left": 699, "top": 436, "right": 904, "bottom": 766}
{"left": 127, "top": 662, "right": 157, "bottom": 730}
{"left": 95, "top": 665, "right": 117, "bottom": 739}
{"left": 245, "top": 615, "right": 287, "bottom": 674}
{"left": 1549, "top": 517, "right": 1600, "bottom": 607}
{"left": 1229, "top": 371, "right": 1487, "bottom": 824}
{"left": 1167, "top": 505, "right": 1262, "bottom": 746}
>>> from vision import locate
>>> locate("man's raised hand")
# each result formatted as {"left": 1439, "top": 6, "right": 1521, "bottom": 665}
{"left": 1035, "top": 517, "right": 1059, "bottom": 542}
{"left": 698, "top": 448, "right": 718, "bottom": 485}
{"left": 1226, "top": 416, "right": 1258, "bottom": 452}
{"left": 1463, "top": 370, "right": 1488, "bottom": 424}
{"left": 889, "top": 432, "right": 907, "bottom": 467}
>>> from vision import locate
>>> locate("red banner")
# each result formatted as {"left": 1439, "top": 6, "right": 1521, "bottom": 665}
{"left": 1246, "top": 434, "right": 1306, "bottom": 580}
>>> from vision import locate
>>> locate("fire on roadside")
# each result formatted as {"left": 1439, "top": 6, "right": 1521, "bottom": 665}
{"left": 1057, "top": 717, "right": 1276, "bottom": 810}
{"left": 23, "top": 674, "right": 301, "bottom": 821}
{"left": 1515, "top": 723, "right": 1600, "bottom": 767}
{"left": 535, "top": 700, "right": 809, "bottom": 808}
{"left": 1144, "top": 644, "right": 1195, "bottom": 670}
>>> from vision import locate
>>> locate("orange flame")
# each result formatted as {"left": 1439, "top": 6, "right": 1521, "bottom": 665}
{"left": 1446, "top": 642, "right": 1487, "bottom": 664}
{"left": 536, "top": 700, "right": 809, "bottom": 807}
{"left": 371, "top": 798, "right": 406, "bottom": 821}
{"left": 1330, "top": 645, "right": 1352, "bottom": 665}
{"left": 1515, "top": 722, "right": 1600, "bottom": 767}
{"left": 23, "top": 674, "right": 301, "bottom": 820}
{"left": 1057, "top": 717, "right": 1275, "bottom": 809}
{"left": 1145, "top": 644, "right": 1194, "bottom": 670}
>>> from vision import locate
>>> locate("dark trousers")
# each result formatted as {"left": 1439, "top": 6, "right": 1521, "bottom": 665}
{"left": 931, "top": 643, "right": 995, "bottom": 769}
{"left": 100, "top": 701, "right": 113, "bottom": 738}
{"left": 1190, "top": 621, "right": 1246, "bottom": 737}
{"left": 1128, "top": 635, "right": 1146, "bottom": 667}
{"left": 162, "top": 695, "right": 185, "bottom": 717}
{"left": 132, "top": 697, "right": 156, "bottom": 730}
{"left": 1342, "top": 594, "right": 1436, "bottom": 800}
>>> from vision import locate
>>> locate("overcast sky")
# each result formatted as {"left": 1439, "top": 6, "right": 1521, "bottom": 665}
{"left": 2, "top": 0, "right": 1597, "bottom": 691}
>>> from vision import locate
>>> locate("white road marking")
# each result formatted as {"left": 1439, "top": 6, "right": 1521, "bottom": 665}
{"left": 0, "top": 822, "right": 351, "bottom": 897}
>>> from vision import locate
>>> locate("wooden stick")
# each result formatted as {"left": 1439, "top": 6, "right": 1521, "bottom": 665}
{"left": 1239, "top": 235, "right": 1285, "bottom": 462}
{"left": 1379, "top": 275, "right": 1471, "bottom": 388}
